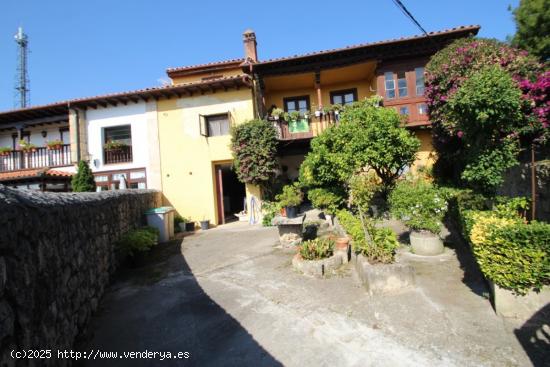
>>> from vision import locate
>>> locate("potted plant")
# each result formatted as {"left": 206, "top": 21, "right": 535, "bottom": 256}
{"left": 0, "top": 147, "right": 11, "bottom": 156}
{"left": 46, "top": 139, "right": 64, "bottom": 150}
{"left": 288, "top": 111, "right": 301, "bottom": 121}
{"left": 314, "top": 109, "right": 322, "bottom": 118}
{"left": 276, "top": 183, "right": 303, "bottom": 219}
{"left": 174, "top": 214, "right": 186, "bottom": 233}
{"left": 104, "top": 140, "right": 127, "bottom": 152}
{"left": 19, "top": 140, "right": 37, "bottom": 153}
{"left": 389, "top": 179, "right": 448, "bottom": 255}
{"left": 332, "top": 104, "right": 343, "bottom": 118}
{"left": 185, "top": 219, "right": 195, "bottom": 232}
{"left": 200, "top": 216, "right": 210, "bottom": 230}
{"left": 271, "top": 107, "right": 284, "bottom": 120}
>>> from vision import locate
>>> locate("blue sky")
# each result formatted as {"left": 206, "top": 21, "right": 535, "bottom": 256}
{"left": 0, "top": 0, "right": 520, "bottom": 111}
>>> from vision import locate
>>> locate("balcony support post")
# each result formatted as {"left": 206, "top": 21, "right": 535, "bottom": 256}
{"left": 314, "top": 70, "right": 323, "bottom": 134}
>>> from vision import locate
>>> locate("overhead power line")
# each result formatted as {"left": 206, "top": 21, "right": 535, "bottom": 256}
{"left": 390, "top": 0, "right": 430, "bottom": 37}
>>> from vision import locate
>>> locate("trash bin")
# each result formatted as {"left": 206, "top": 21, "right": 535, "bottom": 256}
{"left": 145, "top": 206, "right": 175, "bottom": 243}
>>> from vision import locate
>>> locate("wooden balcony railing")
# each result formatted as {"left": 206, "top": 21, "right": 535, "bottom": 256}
{"left": 104, "top": 145, "right": 133, "bottom": 164}
{"left": 269, "top": 112, "right": 340, "bottom": 140}
{"left": 0, "top": 144, "right": 71, "bottom": 172}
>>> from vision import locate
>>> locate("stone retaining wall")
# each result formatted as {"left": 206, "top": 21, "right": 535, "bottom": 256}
{"left": 0, "top": 186, "right": 160, "bottom": 366}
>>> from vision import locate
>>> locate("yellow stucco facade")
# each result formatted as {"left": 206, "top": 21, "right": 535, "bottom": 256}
{"left": 170, "top": 68, "right": 244, "bottom": 85}
{"left": 156, "top": 89, "right": 255, "bottom": 226}
{"left": 156, "top": 58, "right": 435, "bottom": 226}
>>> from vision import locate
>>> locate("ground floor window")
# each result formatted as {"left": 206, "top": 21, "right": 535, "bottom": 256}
{"left": 93, "top": 168, "right": 147, "bottom": 191}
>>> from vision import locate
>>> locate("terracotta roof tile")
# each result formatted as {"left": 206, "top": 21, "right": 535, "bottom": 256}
{"left": 0, "top": 74, "right": 251, "bottom": 122}
{"left": 47, "top": 169, "right": 74, "bottom": 177}
{"left": 166, "top": 58, "right": 244, "bottom": 73}
{"left": 0, "top": 168, "right": 74, "bottom": 181}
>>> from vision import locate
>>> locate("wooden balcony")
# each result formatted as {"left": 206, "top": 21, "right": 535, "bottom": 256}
{"left": 269, "top": 112, "right": 340, "bottom": 141}
{"left": 0, "top": 144, "right": 71, "bottom": 172}
{"left": 104, "top": 145, "right": 133, "bottom": 165}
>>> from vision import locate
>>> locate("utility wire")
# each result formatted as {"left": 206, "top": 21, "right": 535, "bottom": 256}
{"left": 390, "top": 0, "right": 430, "bottom": 37}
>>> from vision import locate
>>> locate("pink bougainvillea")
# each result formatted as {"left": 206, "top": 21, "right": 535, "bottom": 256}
{"left": 424, "top": 37, "right": 547, "bottom": 190}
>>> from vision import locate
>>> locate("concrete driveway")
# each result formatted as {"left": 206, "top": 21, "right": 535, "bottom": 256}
{"left": 78, "top": 222, "right": 532, "bottom": 366}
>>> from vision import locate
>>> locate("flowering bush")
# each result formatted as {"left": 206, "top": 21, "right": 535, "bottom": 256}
{"left": 518, "top": 70, "right": 550, "bottom": 143}
{"left": 389, "top": 179, "right": 448, "bottom": 234}
{"left": 230, "top": 119, "right": 278, "bottom": 187}
{"left": 425, "top": 37, "right": 546, "bottom": 191}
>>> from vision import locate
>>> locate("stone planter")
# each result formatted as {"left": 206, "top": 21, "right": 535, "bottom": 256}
{"left": 489, "top": 281, "right": 550, "bottom": 322}
{"left": 200, "top": 220, "right": 210, "bottom": 230}
{"left": 354, "top": 254, "right": 415, "bottom": 295}
{"left": 273, "top": 214, "right": 305, "bottom": 248}
{"left": 292, "top": 253, "right": 343, "bottom": 278}
{"left": 409, "top": 230, "right": 444, "bottom": 256}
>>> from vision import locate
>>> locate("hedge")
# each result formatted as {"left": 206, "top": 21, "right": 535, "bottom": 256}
{"left": 450, "top": 190, "right": 550, "bottom": 295}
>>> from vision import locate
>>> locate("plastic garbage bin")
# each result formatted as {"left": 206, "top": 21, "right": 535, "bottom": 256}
{"left": 145, "top": 206, "right": 175, "bottom": 243}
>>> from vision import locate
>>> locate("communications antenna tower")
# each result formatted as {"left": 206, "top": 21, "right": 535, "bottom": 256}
{"left": 14, "top": 26, "right": 30, "bottom": 108}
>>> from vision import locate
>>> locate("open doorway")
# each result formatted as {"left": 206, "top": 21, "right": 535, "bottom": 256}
{"left": 214, "top": 163, "right": 246, "bottom": 224}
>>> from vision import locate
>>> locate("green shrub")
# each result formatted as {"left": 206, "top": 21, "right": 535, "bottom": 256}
{"left": 261, "top": 201, "right": 281, "bottom": 227}
{"left": 116, "top": 226, "right": 159, "bottom": 257}
{"left": 307, "top": 187, "right": 345, "bottom": 214}
{"left": 174, "top": 214, "right": 186, "bottom": 224}
{"left": 72, "top": 160, "right": 96, "bottom": 192}
{"left": 348, "top": 171, "right": 381, "bottom": 214}
{"left": 469, "top": 214, "right": 549, "bottom": 294}
{"left": 336, "top": 210, "right": 399, "bottom": 264}
{"left": 299, "top": 237, "right": 335, "bottom": 260}
{"left": 389, "top": 179, "right": 448, "bottom": 234}
{"left": 276, "top": 183, "right": 303, "bottom": 207}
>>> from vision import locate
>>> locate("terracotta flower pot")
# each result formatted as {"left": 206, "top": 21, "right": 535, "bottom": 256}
{"left": 335, "top": 237, "right": 349, "bottom": 251}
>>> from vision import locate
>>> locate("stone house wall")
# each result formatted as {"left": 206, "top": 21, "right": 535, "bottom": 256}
{"left": 0, "top": 186, "right": 160, "bottom": 366}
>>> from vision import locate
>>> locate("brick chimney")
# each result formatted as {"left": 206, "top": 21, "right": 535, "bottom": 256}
{"left": 243, "top": 29, "right": 258, "bottom": 63}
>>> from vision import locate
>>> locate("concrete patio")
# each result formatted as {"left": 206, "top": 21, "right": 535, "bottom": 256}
{"left": 78, "top": 222, "right": 534, "bottom": 366}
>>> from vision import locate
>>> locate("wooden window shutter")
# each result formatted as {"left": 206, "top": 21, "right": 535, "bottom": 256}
{"left": 199, "top": 114, "right": 208, "bottom": 137}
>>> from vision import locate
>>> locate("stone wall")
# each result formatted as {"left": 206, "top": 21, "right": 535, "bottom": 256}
{"left": 0, "top": 186, "right": 160, "bottom": 366}
{"left": 498, "top": 160, "right": 550, "bottom": 222}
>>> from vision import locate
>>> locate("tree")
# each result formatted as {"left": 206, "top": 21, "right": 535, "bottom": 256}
{"left": 230, "top": 119, "right": 278, "bottom": 189}
{"left": 299, "top": 97, "right": 420, "bottom": 195}
{"left": 446, "top": 66, "right": 523, "bottom": 193}
{"left": 425, "top": 37, "right": 544, "bottom": 192}
{"left": 510, "top": 0, "right": 550, "bottom": 61}
{"left": 71, "top": 160, "right": 96, "bottom": 192}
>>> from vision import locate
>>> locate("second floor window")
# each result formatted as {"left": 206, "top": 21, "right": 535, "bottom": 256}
{"left": 397, "top": 71, "right": 408, "bottom": 97}
{"left": 284, "top": 96, "right": 309, "bottom": 114}
{"left": 205, "top": 114, "right": 230, "bottom": 137}
{"left": 418, "top": 103, "right": 428, "bottom": 115}
{"left": 330, "top": 89, "right": 357, "bottom": 105}
{"left": 104, "top": 125, "right": 132, "bottom": 147}
{"left": 384, "top": 72, "right": 395, "bottom": 99}
{"left": 399, "top": 106, "right": 410, "bottom": 116}
{"left": 415, "top": 67, "right": 425, "bottom": 96}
